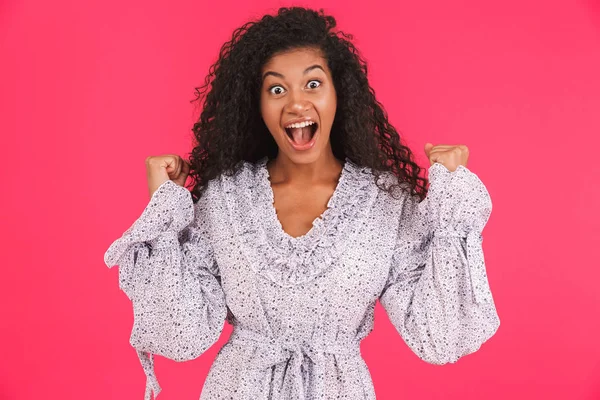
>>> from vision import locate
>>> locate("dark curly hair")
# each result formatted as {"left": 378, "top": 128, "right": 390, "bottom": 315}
{"left": 186, "top": 6, "right": 428, "bottom": 203}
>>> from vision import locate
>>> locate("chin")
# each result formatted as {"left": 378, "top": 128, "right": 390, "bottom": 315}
{"left": 285, "top": 152, "right": 322, "bottom": 164}
{"left": 276, "top": 137, "right": 328, "bottom": 165}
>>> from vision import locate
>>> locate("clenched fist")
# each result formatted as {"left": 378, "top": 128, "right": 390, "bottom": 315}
{"left": 145, "top": 154, "right": 191, "bottom": 198}
{"left": 424, "top": 143, "right": 469, "bottom": 172}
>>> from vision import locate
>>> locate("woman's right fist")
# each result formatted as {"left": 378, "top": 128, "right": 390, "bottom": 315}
{"left": 145, "top": 155, "right": 191, "bottom": 198}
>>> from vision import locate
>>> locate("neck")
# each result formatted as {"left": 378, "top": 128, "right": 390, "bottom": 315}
{"left": 267, "top": 149, "right": 344, "bottom": 186}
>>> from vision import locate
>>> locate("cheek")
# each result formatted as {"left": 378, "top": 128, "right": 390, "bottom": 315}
{"left": 259, "top": 97, "right": 267, "bottom": 117}
{"left": 263, "top": 110, "right": 279, "bottom": 129}
{"left": 260, "top": 101, "right": 276, "bottom": 124}
{"left": 260, "top": 104, "right": 282, "bottom": 138}
{"left": 316, "top": 91, "right": 337, "bottom": 121}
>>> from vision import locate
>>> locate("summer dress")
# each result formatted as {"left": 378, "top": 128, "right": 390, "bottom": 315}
{"left": 104, "top": 156, "right": 500, "bottom": 399}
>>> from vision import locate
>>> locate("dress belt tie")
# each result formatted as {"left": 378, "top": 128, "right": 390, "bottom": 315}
{"left": 228, "top": 327, "right": 361, "bottom": 400}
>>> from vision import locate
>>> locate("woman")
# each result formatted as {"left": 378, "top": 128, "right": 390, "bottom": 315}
{"left": 104, "top": 7, "right": 500, "bottom": 400}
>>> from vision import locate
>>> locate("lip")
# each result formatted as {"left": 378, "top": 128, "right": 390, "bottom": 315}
{"left": 284, "top": 123, "right": 319, "bottom": 151}
{"left": 283, "top": 116, "right": 317, "bottom": 128}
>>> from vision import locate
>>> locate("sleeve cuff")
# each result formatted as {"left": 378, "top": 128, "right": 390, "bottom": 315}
{"left": 422, "top": 162, "right": 492, "bottom": 237}
{"left": 104, "top": 180, "right": 194, "bottom": 268}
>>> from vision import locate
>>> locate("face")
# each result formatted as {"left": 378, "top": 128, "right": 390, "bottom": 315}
{"left": 260, "top": 47, "right": 337, "bottom": 164}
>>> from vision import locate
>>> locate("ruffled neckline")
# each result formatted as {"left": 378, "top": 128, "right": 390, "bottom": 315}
{"left": 257, "top": 156, "right": 353, "bottom": 244}
{"left": 221, "top": 156, "right": 379, "bottom": 287}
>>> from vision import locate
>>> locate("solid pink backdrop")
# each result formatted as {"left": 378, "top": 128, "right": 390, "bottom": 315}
{"left": 1, "top": 0, "right": 599, "bottom": 399}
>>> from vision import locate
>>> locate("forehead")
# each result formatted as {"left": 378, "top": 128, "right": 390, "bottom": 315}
{"left": 261, "top": 47, "right": 328, "bottom": 74}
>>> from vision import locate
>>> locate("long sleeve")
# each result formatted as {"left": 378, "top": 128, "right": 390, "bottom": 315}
{"left": 379, "top": 162, "right": 500, "bottom": 365}
{"left": 104, "top": 180, "right": 227, "bottom": 399}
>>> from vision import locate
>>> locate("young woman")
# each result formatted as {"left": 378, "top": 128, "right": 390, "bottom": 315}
{"left": 104, "top": 7, "right": 500, "bottom": 400}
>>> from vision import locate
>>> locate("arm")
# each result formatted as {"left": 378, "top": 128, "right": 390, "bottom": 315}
{"left": 379, "top": 163, "right": 500, "bottom": 365}
{"left": 104, "top": 179, "right": 227, "bottom": 399}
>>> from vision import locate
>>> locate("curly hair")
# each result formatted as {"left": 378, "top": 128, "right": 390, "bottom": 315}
{"left": 186, "top": 6, "right": 428, "bottom": 203}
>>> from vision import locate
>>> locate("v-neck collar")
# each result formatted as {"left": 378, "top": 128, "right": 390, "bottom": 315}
{"left": 221, "top": 156, "right": 380, "bottom": 287}
{"left": 259, "top": 156, "right": 352, "bottom": 244}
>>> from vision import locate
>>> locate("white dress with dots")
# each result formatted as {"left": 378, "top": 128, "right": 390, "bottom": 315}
{"left": 104, "top": 156, "right": 500, "bottom": 400}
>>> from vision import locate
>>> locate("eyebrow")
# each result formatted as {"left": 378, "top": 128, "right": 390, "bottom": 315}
{"left": 262, "top": 64, "right": 325, "bottom": 82}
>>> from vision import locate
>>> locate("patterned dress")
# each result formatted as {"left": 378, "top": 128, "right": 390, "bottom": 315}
{"left": 104, "top": 156, "right": 500, "bottom": 400}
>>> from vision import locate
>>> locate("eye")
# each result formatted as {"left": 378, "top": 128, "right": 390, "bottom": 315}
{"left": 269, "top": 85, "right": 285, "bottom": 95}
{"left": 307, "top": 80, "right": 321, "bottom": 89}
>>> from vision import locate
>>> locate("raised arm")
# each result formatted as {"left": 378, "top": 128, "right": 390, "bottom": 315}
{"left": 104, "top": 179, "right": 227, "bottom": 399}
{"left": 379, "top": 162, "right": 500, "bottom": 365}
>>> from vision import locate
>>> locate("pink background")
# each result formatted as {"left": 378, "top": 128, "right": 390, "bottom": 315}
{"left": 2, "top": 0, "right": 599, "bottom": 399}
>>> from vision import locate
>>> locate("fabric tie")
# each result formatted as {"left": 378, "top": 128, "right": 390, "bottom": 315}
{"left": 432, "top": 230, "right": 493, "bottom": 305}
{"left": 465, "top": 230, "right": 493, "bottom": 304}
{"left": 136, "top": 350, "right": 161, "bottom": 400}
{"left": 228, "top": 327, "right": 361, "bottom": 399}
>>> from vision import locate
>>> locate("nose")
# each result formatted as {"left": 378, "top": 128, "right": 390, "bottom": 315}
{"left": 284, "top": 88, "right": 312, "bottom": 114}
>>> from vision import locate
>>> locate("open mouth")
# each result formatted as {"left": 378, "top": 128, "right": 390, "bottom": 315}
{"left": 284, "top": 122, "right": 318, "bottom": 146}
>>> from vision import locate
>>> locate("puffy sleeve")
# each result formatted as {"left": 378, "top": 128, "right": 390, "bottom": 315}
{"left": 104, "top": 180, "right": 227, "bottom": 399}
{"left": 379, "top": 162, "right": 500, "bottom": 365}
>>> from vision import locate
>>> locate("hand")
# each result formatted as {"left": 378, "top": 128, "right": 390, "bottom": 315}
{"left": 424, "top": 143, "right": 469, "bottom": 172}
{"left": 145, "top": 154, "right": 191, "bottom": 198}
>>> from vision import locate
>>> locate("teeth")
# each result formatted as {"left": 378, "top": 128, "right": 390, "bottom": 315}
{"left": 285, "top": 120, "right": 316, "bottom": 129}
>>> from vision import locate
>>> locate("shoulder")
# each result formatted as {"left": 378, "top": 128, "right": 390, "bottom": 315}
{"left": 195, "top": 158, "right": 266, "bottom": 214}
{"left": 213, "top": 158, "right": 266, "bottom": 191}
{"left": 372, "top": 170, "right": 416, "bottom": 206}
{"left": 368, "top": 169, "right": 428, "bottom": 236}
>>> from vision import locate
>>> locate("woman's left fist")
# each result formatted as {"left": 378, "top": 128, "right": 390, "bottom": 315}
{"left": 424, "top": 143, "right": 469, "bottom": 172}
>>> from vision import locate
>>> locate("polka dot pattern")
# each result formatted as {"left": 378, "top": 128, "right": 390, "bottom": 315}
{"left": 104, "top": 157, "right": 500, "bottom": 399}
